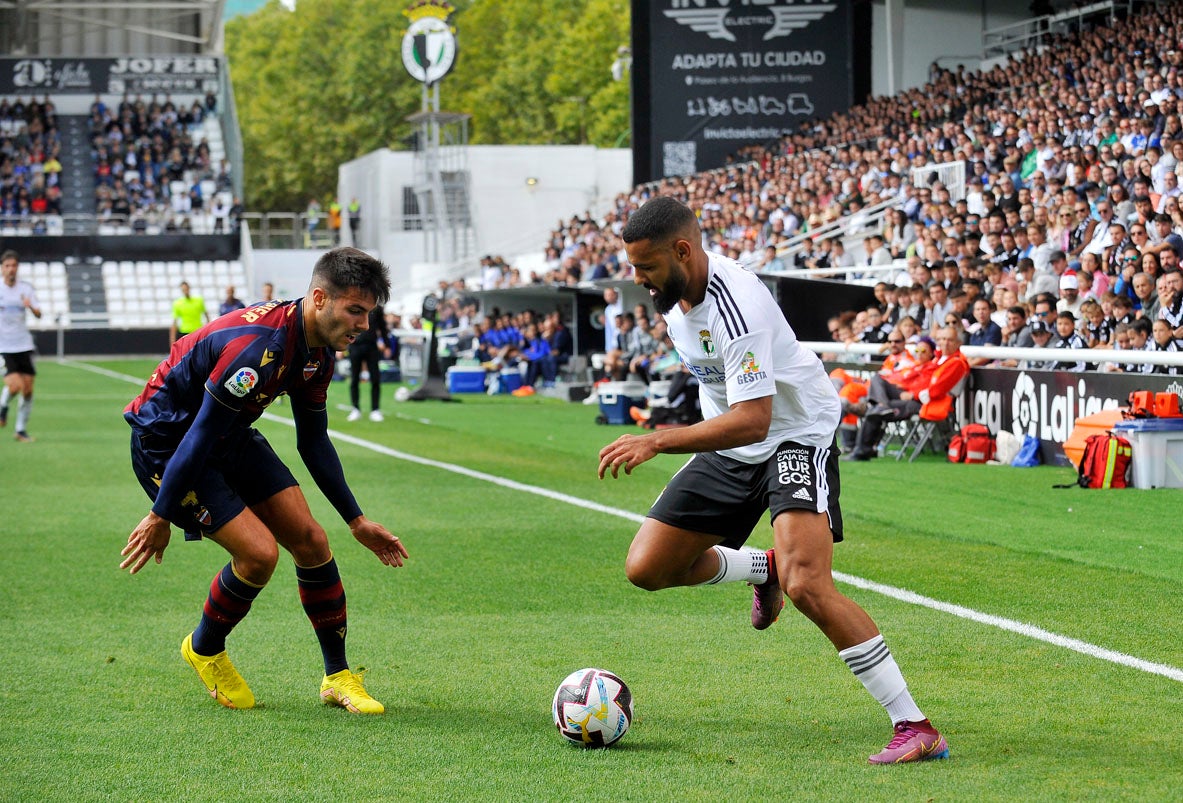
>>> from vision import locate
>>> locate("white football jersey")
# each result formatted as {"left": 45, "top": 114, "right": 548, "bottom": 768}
{"left": 0, "top": 279, "right": 38, "bottom": 353}
{"left": 662, "top": 251, "right": 840, "bottom": 462}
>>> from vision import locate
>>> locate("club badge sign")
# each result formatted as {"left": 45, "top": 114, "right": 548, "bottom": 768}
{"left": 401, "top": 1, "right": 458, "bottom": 86}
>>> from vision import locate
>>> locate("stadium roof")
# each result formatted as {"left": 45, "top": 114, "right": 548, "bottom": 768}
{"left": 0, "top": 0, "right": 228, "bottom": 56}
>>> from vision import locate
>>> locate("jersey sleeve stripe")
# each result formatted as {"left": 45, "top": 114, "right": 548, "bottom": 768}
{"left": 707, "top": 276, "right": 749, "bottom": 338}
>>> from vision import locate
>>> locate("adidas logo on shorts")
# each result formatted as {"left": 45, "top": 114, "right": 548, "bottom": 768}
{"left": 792, "top": 487, "right": 813, "bottom": 501}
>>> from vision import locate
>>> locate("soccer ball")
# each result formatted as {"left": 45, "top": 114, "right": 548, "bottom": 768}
{"left": 394, "top": 386, "right": 411, "bottom": 402}
{"left": 552, "top": 668, "right": 633, "bottom": 747}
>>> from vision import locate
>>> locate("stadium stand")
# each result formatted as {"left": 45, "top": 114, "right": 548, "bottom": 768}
{"left": 535, "top": 2, "right": 1183, "bottom": 307}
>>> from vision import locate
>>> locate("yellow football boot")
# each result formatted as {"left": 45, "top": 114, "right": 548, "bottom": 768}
{"left": 320, "top": 668, "right": 384, "bottom": 714}
{"left": 181, "top": 633, "right": 256, "bottom": 709}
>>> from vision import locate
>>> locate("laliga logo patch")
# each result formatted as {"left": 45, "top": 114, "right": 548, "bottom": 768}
{"left": 303, "top": 359, "right": 320, "bottom": 381}
{"left": 224, "top": 367, "right": 259, "bottom": 398}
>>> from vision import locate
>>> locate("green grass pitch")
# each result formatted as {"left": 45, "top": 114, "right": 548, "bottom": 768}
{"left": 1, "top": 359, "right": 1181, "bottom": 801}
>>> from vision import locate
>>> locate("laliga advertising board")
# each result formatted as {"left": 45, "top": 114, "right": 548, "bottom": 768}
{"left": 968, "top": 369, "right": 1183, "bottom": 465}
{"left": 630, "top": 0, "right": 867, "bottom": 184}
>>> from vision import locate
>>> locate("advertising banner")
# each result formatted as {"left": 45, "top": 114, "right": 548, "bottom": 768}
{"left": 0, "top": 57, "right": 220, "bottom": 95}
{"left": 968, "top": 369, "right": 1183, "bottom": 464}
{"left": 634, "top": 0, "right": 853, "bottom": 183}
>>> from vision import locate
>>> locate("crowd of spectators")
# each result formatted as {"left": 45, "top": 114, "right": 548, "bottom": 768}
{"left": 87, "top": 91, "right": 240, "bottom": 234}
{"left": 0, "top": 96, "right": 62, "bottom": 234}
{"left": 527, "top": 3, "right": 1183, "bottom": 378}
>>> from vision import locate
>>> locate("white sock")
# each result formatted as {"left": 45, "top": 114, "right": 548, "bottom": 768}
{"left": 0, "top": 386, "right": 9, "bottom": 408}
{"left": 697, "top": 546, "right": 769, "bottom": 585}
{"left": 839, "top": 634, "right": 926, "bottom": 724}
{"left": 15, "top": 394, "right": 31, "bottom": 432}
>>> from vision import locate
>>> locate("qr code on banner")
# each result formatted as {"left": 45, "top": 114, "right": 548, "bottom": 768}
{"left": 663, "top": 141, "right": 696, "bottom": 177}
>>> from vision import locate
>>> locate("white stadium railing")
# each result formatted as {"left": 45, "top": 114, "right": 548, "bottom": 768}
{"left": 800, "top": 341, "right": 1183, "bottom": 370}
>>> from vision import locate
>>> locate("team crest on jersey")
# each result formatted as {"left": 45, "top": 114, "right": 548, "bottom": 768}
{"left": 303, "top": 359, "right": 320, "bottom": 381}
{"left": 224, "top": 367, "right": 259, "bottom": 397}
{"left": 699, "top": 329, "right": 715, "bottom": 356}
{"left": 196, "top": 506, "right": 212, "bottom": 527}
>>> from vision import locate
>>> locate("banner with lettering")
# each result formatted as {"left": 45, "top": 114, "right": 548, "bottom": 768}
{"left": 968, "top": 369, "right": 1182, "bottom": 464}
{"left": 0, "top": 57, "right": 220, "bottom": 95}
{"left": 633, "top": 0, "right": 853, "bottom": 183}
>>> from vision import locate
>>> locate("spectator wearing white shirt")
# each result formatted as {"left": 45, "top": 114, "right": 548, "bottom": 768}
{"left": 1026, "top": 224, "right": 1053, "bottom": 272}
{"left": 1082, "top": 202, "right": 1116, "bottom": 257}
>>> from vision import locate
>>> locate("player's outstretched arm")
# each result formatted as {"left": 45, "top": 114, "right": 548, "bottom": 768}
{"left": 348, "top": 515, "right": 408, "bottom": 567}
{"left": 291, "top": 401, "right": 364, "bottom": 523}
{"left": 120, "top": 510, "right": 172, "bottom": 574}
{"left": 598, "top": 396, "right": 772, "bottom": 479}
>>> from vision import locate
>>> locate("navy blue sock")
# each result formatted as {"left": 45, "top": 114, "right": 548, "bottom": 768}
{"left": 192, "top": 563, "right": 264, "bottom": 656}
{"left": 296, "top": 557, "right": 349, "bottom": 675}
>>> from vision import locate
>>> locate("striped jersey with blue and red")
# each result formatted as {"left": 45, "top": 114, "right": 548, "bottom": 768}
{"left": 124, "top": 298, "right": 334, "bottom": 443}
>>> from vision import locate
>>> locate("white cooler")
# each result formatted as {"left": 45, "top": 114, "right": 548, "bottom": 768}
{"left": 1113, "top": 418, "right": 1183, "bottom": 489}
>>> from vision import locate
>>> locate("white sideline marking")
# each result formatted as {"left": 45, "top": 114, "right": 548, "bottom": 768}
{"left": 71, "top": 359, "right": 1183, "bottom": 685}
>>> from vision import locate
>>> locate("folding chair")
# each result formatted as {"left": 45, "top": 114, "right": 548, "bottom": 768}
{"left": 895, "top": 373, "right": 969, "bottom": 462}
{"left": 878, "top": 417, "right": 913, "bottom": 458}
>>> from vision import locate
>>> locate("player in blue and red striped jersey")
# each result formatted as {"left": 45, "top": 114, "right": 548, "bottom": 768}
{"left": 120, "top": 247, "right": 408, "bottom": 714}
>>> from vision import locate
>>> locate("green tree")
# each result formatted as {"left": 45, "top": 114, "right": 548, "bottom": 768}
{"left": 225, "top": 0, "right": 630, "bottom": 211}
{"left": 545, "top": 0, "right": 631, "bottom": 147}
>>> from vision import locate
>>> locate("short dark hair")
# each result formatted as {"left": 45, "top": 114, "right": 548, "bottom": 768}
{"left": 0, "top": 250, "right": 18, "bottom": 263}
{"left": 621, "top": 196, "right": 698, "bottom": 244}
{"left": 310, "top": 246, "right": 390, "bottom": 306}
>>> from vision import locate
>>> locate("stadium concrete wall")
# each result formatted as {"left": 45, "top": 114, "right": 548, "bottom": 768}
{"left": 869, "top": 0, "right": 1032, "bottom": 96}
{"left": 337, "top": 145, "right": 632, "bottom": 303}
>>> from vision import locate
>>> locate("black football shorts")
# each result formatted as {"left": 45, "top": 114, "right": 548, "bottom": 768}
{"left": 646, "top": 439, "right": 843, "bottom": 548}
{"left": 130, "top": 427, "right": 299, "bottom": 541}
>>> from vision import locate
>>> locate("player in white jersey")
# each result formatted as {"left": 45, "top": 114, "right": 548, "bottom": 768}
{"left": 0, "top": 250, "right": 42, "bottom": 442}
{"left": 598, "top": 197, "right": 947, "bottom": 764}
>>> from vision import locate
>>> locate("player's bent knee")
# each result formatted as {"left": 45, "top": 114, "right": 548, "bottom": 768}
{"left": 284, "top": 522, "right": 331, "bottom": 564}
{"left": 784, "top": 576, "right": 833, "bottom": 618}
{"left": 234, "top": 540, "right": 280, "bottom": 585}
{"left": 624, "top": 556, "right": 669, "bottom": 591}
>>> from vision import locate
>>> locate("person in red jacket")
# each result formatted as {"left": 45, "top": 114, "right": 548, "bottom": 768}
{"left": 844, "top": 327, "right": 969, "bottom": 460}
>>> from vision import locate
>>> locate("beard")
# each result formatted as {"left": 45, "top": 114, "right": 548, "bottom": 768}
{"left": 650, "top": 267, "right": 688, "bottom": 314}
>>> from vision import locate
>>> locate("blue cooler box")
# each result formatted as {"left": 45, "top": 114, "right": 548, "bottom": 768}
{"left": 446, "top": 366, "right": 486, "bottom": 393}
{"left": 498, "top": 369, "right": 523, "bottom": 394}
{"left": 1113, "top": 418, "right": 1183, "bottom": 488}
{"left": 598, "top": 381, "right": 648, "bottom": 424}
